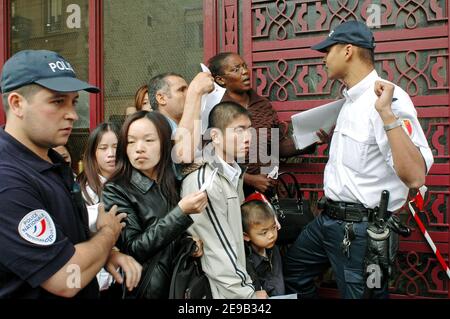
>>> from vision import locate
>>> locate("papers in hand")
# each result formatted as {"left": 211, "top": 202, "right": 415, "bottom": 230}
{"left": 269, "top": 293, "right": 298, "bottom": 299}
{"left": 267, "top": 165, "right": 279, "bottom": 179}
{"left": 199, "top": 167, "right": 218, "bottom": 192}
{"left": 200, "top": 63, "right": 226, "bottom": 134}
{"left": 200, "top": 63, "right": 210, "bottom": 73}
{"left": 291, "top": 99, "right": 345, "bottom": 149}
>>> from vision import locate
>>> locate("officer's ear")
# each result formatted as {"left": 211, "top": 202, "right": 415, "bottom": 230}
{"left": 7, "top": 92, "right": 25, "bottom": 118}
{"left": 344, "top": 44, "right": 354, "bottom": 61}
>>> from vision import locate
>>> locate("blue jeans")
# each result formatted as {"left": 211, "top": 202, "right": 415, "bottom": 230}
{"left": 284, "top": 213, "right": 383, "bottom": 299}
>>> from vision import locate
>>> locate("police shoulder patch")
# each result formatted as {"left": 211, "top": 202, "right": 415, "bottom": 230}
{"left": 18, "top": 210, "right": 56, "bottom": 246}
{"left": 401, "top": 119, "right": 413, "bottom": 137}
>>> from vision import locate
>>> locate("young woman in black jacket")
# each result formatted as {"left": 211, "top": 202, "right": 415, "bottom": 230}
{"left": 102, "top": 111, "right": 207, "bottom": 298}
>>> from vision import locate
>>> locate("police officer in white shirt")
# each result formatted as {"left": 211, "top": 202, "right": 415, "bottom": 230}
{"left": 284, "top": 21, "right": 433, "bottom": 299}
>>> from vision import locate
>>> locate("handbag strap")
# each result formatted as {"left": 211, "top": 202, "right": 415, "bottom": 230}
{"left": 169, "top": 238, "right": 196, "bottom": 299}
{"left": 277, "top": 171, "right": 303, "bottom": 201}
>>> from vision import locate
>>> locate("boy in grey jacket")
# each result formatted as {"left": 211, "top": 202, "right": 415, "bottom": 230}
{"left": 182, "top": 101, "right": 267, "bottom": 299}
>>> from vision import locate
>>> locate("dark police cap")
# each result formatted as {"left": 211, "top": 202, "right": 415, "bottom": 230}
{"left": 1, "top": 50, "right": 99, "bottom": 94}
{"left": 311, "top": 20, "right": 375, "bottom": 52}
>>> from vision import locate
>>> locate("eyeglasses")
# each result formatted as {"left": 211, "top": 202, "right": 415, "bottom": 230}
{"left": 225, "top": 63, "right": 248, "bottom": 74}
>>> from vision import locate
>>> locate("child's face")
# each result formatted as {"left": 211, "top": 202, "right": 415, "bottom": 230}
{"left": 244, "top": 217, "right": 278, "bottom": 250}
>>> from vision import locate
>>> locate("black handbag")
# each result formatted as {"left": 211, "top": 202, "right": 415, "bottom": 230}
{"left": 169, "top": 237, "right": 212, "bottom": 299}
{"left": 269, "top": 172, "right": 315, "bottom": 245}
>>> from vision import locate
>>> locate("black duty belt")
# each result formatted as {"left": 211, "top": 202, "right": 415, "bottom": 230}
{"left": 320, "top": 198, "right": 376, "bottom": 223}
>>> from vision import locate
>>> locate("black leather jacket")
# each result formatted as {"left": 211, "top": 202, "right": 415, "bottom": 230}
{"left": 102, "top": 169, "right": 193, "bottom": 298}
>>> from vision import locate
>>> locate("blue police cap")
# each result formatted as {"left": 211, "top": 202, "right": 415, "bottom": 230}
{"left": 0, "top": 50, "right": 100, "bottom": 94}
{"left": 311, "top": 21, "right": 375, "bottom": 52}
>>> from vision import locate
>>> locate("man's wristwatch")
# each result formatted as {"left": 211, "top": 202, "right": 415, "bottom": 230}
{"left": 383, "top": 118, "right": 402, "bottom": 131}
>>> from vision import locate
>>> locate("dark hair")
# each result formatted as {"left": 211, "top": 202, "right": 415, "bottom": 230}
{"left": 108, "top": 111, "right": 180, "bottom": 207}
{"left": 134, "top": 84, "right": 149, "bottom": 111}
{"left": 241, "top": 200, "right": 275, "bottom": 233}
{"left": 77, "top": 122, "right": 119, "bottom": 205}
{"left": 208, "top": 101, "right": 251, "bottom": 132}
{"left": 207, "top": 52, "right": 234, "bottom": 78}
{"left": 148, "top": 72, "right": 184, "bottom": 111}
{"left": 2, "top": 84, "right": 42, "bottom": 113}
{"left": 357, "top": 47, "right": 375, "bottom": 67}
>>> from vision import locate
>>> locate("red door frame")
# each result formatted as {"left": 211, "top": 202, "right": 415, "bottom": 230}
{"left": 0, "top": 0, "right": 104, "bottom": 129}
{"left": 203, "top": 0, "right": 239, "bottom": 63}
{"left": 203, "top": 0, "right": 217, "bottom": 63}
{"left": 88, "top": 0, "right": 104, "bottom": 130}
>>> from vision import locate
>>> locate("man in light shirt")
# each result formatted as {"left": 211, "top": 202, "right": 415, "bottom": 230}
{"left": 284, "top": 21, "right": 433, "bottom": 299}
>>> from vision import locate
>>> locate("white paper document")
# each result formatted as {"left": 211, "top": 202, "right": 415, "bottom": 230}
{"left": 291, "top": 99, "right": 345, "bottom": 149}
{"left": 269, "top": 293, "right": 298, "bottom": 299}
{"left": 199, "top": 167, "right": 219, "bottom": 192}
{"left": 200, "top": 63, "right": 226, "bottom": 134}
{"left": 267, "top": 165, "right": 279, "bottom": 179}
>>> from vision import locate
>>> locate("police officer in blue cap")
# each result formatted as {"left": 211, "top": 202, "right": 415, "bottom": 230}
{"left": 284, "top": 21, "right": 433, "bottom": 298}
{"left": 0, "top": 50, "right": 142, "bottom": 298}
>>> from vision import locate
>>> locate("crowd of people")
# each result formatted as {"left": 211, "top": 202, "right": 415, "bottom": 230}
{"left": 0, "top": 21, "right": 433, "bottom": 299}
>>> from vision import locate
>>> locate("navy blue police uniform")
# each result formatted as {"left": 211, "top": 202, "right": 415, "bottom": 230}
{"left": 0, "top": 128, "right": 99, "bottom": 298}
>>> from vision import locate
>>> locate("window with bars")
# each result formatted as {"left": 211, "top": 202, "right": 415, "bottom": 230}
{"left": 44, "top": 0, "right": 63, "bottom": 33}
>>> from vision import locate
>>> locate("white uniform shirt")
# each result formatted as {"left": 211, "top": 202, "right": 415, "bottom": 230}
{"left": 324, "top": 70, "right": 434, "bottom": 211}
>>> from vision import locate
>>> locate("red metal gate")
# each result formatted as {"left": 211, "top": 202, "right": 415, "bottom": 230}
{"left": 204, "top": 0, "right": 450, "bottom": 298}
